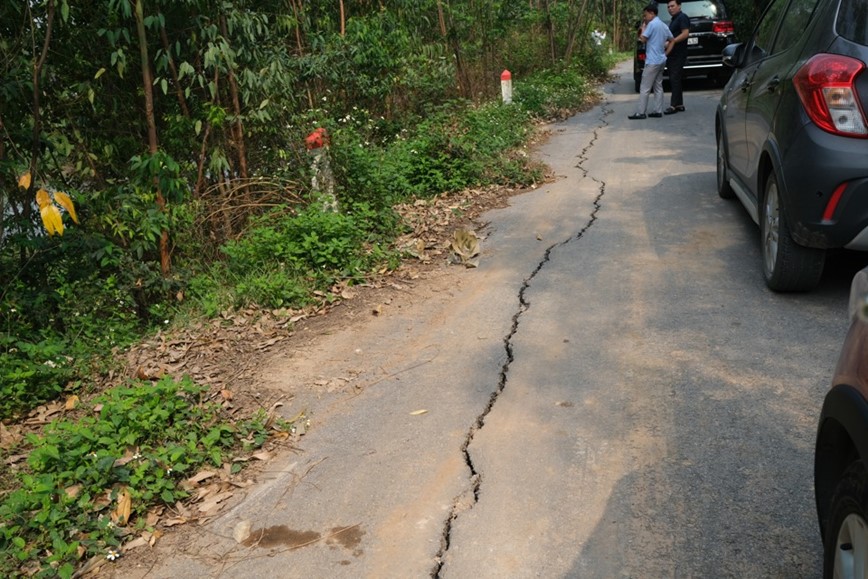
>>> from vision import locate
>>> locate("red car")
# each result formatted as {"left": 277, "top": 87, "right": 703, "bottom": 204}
{"left": 815, "top": 267, "right": 868, "bottom": 577}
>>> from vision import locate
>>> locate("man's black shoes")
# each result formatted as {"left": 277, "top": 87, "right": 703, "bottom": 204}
{"left": 628, "top": 113, "right": 646, "bottom": 120}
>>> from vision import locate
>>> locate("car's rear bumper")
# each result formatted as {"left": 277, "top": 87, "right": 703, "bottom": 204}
{"left": 781, "top": 123, "right": 868, "bottom": 249}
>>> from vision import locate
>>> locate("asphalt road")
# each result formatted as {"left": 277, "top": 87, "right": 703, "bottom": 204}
{"left": 116, "top": 61, "right": 867, "bottom": 578}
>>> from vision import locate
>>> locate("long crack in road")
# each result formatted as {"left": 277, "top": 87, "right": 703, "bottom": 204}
{"left": 432, "top": 93, "right": 613, "bottom": 578}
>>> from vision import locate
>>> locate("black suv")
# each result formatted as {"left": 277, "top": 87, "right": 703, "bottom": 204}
{"left": 632, "top": 0, "right": 736, "bottom": 92}
{"left": 715, "top": 0, "right": 868, "bottom": 292}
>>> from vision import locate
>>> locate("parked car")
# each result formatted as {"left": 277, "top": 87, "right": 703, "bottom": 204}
{"left": 632, "top": 0, "right": 736, "bottom": 92}
{"left": 815, "top": 266, "right": 868, "bottom": 578}
{"left": 715, "top": 0, "right": 868, "bottom": 292}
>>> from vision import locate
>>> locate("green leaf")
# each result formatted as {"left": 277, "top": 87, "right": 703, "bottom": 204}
{"left": 94, "top": 67, "right": 106, "bottom": 79}
{"left": 60, "top": 0, "right": 69, "bottom": 22}
{"left": 161, "top": 78, "right": 168, "bottom": 95}
{"left": 259, "top": 99, "right": 269, "bottom": 110}
{"left": 58, "top": 563, "right": 75, "bottom": 579}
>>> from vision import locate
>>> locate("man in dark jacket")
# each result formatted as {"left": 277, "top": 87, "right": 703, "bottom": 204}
{"left": 664, "top": 0, "right": 690, "bottom": 114}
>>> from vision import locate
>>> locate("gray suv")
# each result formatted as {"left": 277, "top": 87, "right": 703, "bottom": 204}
{"left": 715, "top": 0, "right": 868, "bottom": 292}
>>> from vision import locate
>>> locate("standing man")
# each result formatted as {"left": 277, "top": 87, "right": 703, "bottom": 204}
{"left": 629, "top": 4, "right": 674, "bottom": 120}
{"left": 664, "top": 0, "right": 690, "bottom": 114}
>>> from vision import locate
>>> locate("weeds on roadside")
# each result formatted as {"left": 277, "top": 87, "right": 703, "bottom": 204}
{"left": 0, "top": 376, "right": 287, "bottom": 578}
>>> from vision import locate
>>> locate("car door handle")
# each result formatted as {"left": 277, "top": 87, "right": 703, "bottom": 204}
{"left": 766, "top": 76, "right": 781, "bottom": 92}
{"left": 740, "top": 79, "right": 752, "bottom": 92}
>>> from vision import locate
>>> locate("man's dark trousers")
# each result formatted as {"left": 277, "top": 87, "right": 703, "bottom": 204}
{"left": 667, "top": 51, "right": 687, "bottom": 108}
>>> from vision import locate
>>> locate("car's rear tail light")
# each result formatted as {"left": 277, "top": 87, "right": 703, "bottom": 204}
{"left": 793, "top": 54, "right": 868, "bottom": 138}
{"left": 639, "top": 53, "right": 645, "bottom": 62}
{"left": 712, "top": 21, "right": 734, "bottom": 34}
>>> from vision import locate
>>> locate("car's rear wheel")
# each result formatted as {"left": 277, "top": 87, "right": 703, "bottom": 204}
{"left": 824, "top": 460, "right": 868, "bottom": 579}
{"left": 716, "top": 131, "right": 734, "bottom": 199}
{"left": 761, "top": 172, "right": 825, "bottom": 291}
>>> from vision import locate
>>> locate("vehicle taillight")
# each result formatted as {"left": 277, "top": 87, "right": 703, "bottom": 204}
{"left": 639, "top": 53, "right": 645, "bottom": 62}
{"left": 712, "top": 21, "right": 734, "bottom": 34}
{"left": 793, "top": 54, "right": 868, "bottom": 138}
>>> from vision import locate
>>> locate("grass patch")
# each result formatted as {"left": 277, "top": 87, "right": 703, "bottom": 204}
{"left": 0, "top": 377, "right": 291, "bottom": 578}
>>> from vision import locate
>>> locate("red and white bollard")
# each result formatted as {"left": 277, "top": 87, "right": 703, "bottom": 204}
{"left": 500, "top": 70, "right": 513, "bottom": 104}
{"left": 305, "top": 127, "right": 338, "bottom": 212}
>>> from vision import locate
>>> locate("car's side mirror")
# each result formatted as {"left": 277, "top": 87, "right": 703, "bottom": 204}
{"left": 722, "top": 43, "right": 745, "bottom": 68}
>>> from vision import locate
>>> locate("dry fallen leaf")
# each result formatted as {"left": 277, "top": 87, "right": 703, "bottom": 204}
{"left": 5, "top": 454, "right": 28, "bottom": 465}
{"left": 197, "top": 490, "right": 235, "bottom": 514}
{"left": 122, "top": 536, "right": 149, "bottom": 552}
{"left": 449, "top": 228, "right": 481, "bottom": 268}
{"left": 64, "top": 395, "right": 80, "bottom": 410}
{"left": 251, "top": 450, "right": 271, "bottom": 461}
{"left": 0, "top": 423, "right": 23, "bottom": 450}
{"left": 233, "top": 520, "right": 252, "bottom": 544}
{"left": 410, "top": 409, "right": 429, "bottom": 416}
{"left": 112, "top": 488, "right": 133, "bottom": 526}
{"left": 186, "top": 470, "right": 218, "bottom": 486}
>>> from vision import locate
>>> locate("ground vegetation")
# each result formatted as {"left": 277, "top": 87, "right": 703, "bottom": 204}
{"left": 1, "top": 1, "right": 623, "bottom": 575}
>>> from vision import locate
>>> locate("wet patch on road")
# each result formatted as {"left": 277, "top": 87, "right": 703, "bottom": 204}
{"left": 242, "top": 523, "right": 364, "bottom": 557}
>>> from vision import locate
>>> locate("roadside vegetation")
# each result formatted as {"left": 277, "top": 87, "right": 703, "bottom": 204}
{"left": 2, "top": 1, "right": 628, "bottom": 576}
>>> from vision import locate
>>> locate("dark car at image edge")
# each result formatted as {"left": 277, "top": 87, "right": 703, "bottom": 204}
{"left": 715, "top": 0, "right": 868, "bottom": 292}
{"left": 816, "top": 267, "right": 868, "bottom": 578}
{"left": 632, "top": 0, "right": 736, "bottom": 92}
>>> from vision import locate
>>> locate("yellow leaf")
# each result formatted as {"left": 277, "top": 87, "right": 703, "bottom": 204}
{"left": 64, "top": 395, "right": 80, "bottom": 410}
{"left": 113, "top": 488, "right": 132, "bottom": 526}
{"left": 18, "top": 172, "right": 31, "bottom": 190}
{"left": 410, "top": 409, "right": 428, "bottom": 416}
{"left": 40, "top": 205, "right": 64, "bottom": 236}
{"left": 36, "top": 188, "right": 51, "bottom": 209}
{"left": 53, "top": 191, "right": 79, "bottom": 223}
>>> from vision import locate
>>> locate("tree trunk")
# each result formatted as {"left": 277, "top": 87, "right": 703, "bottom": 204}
{"left": 133, "top": 0, "right": 171, "bottom": 277}
{"left": 444, "top": 1, "right": 471, "bottom": 98}
{"left": 159, "top": 22, "right": 190, "bottom": 117}
{"left": 563, "top": 0, "right": 579, "bottom": 60}
{"left": 219, "top": 15, "right": 250, "bottom": 189}
{"left": 564, "top": 0, "right": 591, "bottom": 60}
{"left": 542, "top": 0, "right": 556, "bottom": 65}
{"left": 195, "top": 67, "right": 220, "bottom": 198}
{"left": 30, "top": 0, "right": 55, "bottom": 187}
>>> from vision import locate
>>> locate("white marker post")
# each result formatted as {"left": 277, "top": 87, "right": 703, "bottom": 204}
{"left": 501, "top": 69, "right": 512, "bottom": 105}
{"left": 305, "top": 127, "right": 338, "bottom": 212}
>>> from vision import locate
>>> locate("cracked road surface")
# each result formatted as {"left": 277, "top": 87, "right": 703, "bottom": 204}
{"left": 116, "top": 62, "right": 859, "bottom": 578}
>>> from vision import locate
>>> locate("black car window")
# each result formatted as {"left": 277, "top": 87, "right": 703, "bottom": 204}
{"left": 681, "top": 1, "right": 726, "bottom": 19}
{"left": 752, "top": 0, "right": 789, "bottom": 58}
{"left": 837, "top": 0, "right": 868, "bottom": 45}
{"left": 773, "top": 0, "right": 820, "bottom": 53}
{"left": 656, "top": 0, "right": 727, "bottom": 24}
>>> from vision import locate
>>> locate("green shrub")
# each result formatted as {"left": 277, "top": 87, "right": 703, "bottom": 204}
{"left": 0, "top": 377, "right": 278, "bottom": 578}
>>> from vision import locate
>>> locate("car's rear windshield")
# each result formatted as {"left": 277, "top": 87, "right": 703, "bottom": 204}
{"left": 837, "top": 0, "right": 868, "bottom": 45}
{"left": 656, "top": 0, "right": 728, "bottom": 24}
